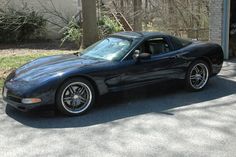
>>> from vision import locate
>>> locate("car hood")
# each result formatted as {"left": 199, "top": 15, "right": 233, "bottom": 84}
{"left": 12, "top": 54, "right": 106, "bottom": 82}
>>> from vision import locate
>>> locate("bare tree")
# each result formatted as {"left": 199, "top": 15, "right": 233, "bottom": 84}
{"left": 133, "top": 0, "right": 142, "bottom": 31}
{"left": 81, "top": 0, "right": 98, "bottom": 48}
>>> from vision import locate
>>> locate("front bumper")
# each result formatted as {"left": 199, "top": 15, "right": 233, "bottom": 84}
{"left": 2, "top": 87, "right": 50, "bottom": 112}
{"left": 3, "top": 97, "right": 40, "bottom": 112}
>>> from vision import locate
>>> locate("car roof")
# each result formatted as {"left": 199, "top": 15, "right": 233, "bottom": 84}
{"left": 112, "top": 31, "right": 169, "bottom": 39}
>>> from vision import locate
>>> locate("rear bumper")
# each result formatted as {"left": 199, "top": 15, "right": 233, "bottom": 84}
{"left": 212, "top": 64, "right": 223, "bottom": 75}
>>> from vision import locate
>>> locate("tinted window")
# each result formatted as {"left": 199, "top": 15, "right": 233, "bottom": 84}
{"left": 124, "top": 38, "right": 171, "bottom": 60}
{"left": 172, "top": 37, "right": 192, "bottom": 50}
{"left": 148, "top": 38, "right": 170, "bottom": 55}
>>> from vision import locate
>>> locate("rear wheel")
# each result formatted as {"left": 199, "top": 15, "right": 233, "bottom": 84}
{"left": 56, "top": 78, "right": 95, "bottom": 116}
{"left": 186, "top": 60, "right": 209, "bottom": 91}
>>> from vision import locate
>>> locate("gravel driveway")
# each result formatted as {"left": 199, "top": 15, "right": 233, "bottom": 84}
{"left": 0, "top": 59, "right": 236, "bottom": 157}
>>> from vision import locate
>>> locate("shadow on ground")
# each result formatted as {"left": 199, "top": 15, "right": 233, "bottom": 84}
{"left": 4, "top": 75, "right": 236, "bottom": 129}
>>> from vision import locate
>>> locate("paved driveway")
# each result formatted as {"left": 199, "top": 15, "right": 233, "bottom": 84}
{"left": 1, "top": 59, "right": 236, "bottom": 157}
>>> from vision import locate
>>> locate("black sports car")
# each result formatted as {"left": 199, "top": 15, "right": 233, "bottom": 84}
{"left": 2, "top": 32, "right": 224, "bottom": 116}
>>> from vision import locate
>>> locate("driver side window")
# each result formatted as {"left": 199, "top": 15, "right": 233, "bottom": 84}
{"left": 124, "top": 38, "right": 171, "bottom": 60}
{"left": 147, "top": 38, "right": 170, "bottom": 56}
{"left": 134, "top": 38, "right": 170, "bottom": 56}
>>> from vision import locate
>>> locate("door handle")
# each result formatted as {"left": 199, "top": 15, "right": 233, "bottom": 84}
{"left": 176, "top": 54, "right": 182, "bottom": 58}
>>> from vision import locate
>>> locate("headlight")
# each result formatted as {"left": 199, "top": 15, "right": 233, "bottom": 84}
{"left": 3, "top": 87, "right": 8, "bottom": 98}
{"left": 6, "top": 70, "right": 16, "bottom": 81}
{"left": 22, "top": 98, "right": 41, "bottom": 104}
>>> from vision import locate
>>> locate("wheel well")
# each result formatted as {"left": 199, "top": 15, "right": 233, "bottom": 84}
{"left": 193, "top": 57, "right": 213, "bottom": 75}
{"left": 56, "top": 75, "right": 99, "bottom": 99}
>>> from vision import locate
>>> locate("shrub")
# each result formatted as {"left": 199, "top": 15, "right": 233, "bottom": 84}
{"left": 0, "top": 3, "right": 46, "bottom": 42}
{"left": 98, "top": 15, "right": 123, "bottom": 38}
{"left": 60, "top": 18, "right": 82, "bottom": 47}
{"left": 60, "top": 16, "right": 122, "bottom": 47}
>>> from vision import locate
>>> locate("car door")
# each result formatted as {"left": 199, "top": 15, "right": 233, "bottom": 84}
{"left": 119, "top": 36, "right": 186, "bottom": 87}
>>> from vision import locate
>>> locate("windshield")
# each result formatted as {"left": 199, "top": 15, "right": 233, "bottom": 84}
{"left": 80, "top": 37, "right": 132, "bottom": 61}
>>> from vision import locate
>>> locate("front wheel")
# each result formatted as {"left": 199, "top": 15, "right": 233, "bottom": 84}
{"left": 56, "top": 78, "right": 95, "bottom": 116}
{"left": 186, "top": 60, "right": 210, "bottom": 91}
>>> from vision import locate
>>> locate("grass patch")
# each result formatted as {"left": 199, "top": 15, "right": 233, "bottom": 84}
{"left": 0, "top": 78, "right": 3, "bottom": 89}
{"left": 0, "top": 51, "right": 74, "bottom": 90}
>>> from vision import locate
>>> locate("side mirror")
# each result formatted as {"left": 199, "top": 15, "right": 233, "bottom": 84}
{"left": 139, "top": 53, "right": 151, "bottom": 60}
{"left": 133, "top": 50, "right": 151, "bottom": 61}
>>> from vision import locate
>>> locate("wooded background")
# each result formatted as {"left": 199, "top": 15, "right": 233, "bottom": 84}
{"left": 80, "top": 0, "right": 210, "bottom": 47}
{"left": 0, "top": 0, "right": 210, "bottom": 48}
{"left": 101, "top": 0, "right": 209, "bottom": 38}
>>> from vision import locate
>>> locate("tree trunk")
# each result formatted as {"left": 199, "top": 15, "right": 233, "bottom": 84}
{"left": 120, "top": 0, "right": 124, "bottom": 13}
{"left": 81, "top": 0, "right": 98, "bottom": 48}
{"left": 133, "top": 0, "right": 142, "bottom": 31}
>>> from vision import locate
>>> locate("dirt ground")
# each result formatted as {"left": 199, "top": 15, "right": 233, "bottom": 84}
{"left": 0, "top": 40, "right": 79, "bottom": 56}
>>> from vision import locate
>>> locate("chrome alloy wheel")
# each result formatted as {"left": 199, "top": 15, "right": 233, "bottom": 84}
{"left": 61, "top": 82, "right": 92, "bottom": 114}
{"left": 189, "top": 63, "right": 209, "bottom": 90}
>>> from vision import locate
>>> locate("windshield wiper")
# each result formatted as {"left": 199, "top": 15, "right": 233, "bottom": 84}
{"left": 73, "top": 51, "right": 82, "bottom": 56}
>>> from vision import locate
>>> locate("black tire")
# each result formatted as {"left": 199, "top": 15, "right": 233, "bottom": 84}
{"left": 56, "top": 78, "right": 95, "bottom": 116}
{"left": 186, "top": 60, "right": 210, "bottom": 91}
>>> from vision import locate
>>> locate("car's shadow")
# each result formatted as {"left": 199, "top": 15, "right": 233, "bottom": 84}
{"left": 5, "top": 76, "right": 236, "bottom": 128}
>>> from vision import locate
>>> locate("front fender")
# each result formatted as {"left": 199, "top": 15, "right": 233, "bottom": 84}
{"left": 59, "top": 73, "right": 109, "bottom": 96}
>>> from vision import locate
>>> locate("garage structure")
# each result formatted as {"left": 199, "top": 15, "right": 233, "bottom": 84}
{"left": 210, "top": 0, "right": 236, "bottom": 59}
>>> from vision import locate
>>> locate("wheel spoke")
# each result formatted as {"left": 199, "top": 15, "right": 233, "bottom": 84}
{"left": 190, "top": 75, "right": 197, "bottom": 80}
{"left": 76, "top": 87, "right": 81, "bottom": 93}
{"left": 199, "top": 69, "right": 204, "bottom": 75}
{"left": 78, "top": 96, "right": 87, "bottom": 102}
{"left": 80, "top": 88, "right": 86, "bottom": 95}
{"left": 77, "top": 87, "right": 85, "bottom": 95}
{"left": 199, "top": 76, "right": 203, "bottom": 81}
{"left": 71, "top": 100, "right": 76, "bottom": 110}
{"left": 68, "top": 86, "right": 75, "bottom": 94}
{"left": 80, "top": 99, "right": 86, "bottom": 103}
{"left": 194, "top": 66, "right": 200, "bottom": 73}
{"left": 63, "top": 97, "right": 73, "bottom": 101}
{"left": 194, "top": 79, "right": 199, "bottom": 86}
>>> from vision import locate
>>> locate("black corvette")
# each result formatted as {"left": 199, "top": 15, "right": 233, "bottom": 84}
{"left": 2, "top": 32, "right": 224, "bottom": 116}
